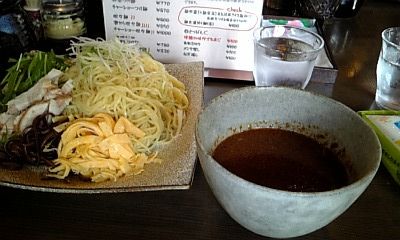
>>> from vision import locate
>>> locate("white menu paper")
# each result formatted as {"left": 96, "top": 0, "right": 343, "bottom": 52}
{"left": 102, "top": 0, "right": 264, "bottom": 76}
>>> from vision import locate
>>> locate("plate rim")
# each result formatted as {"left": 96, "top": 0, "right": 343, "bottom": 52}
{"left": 0, "top": 61, "right": 204, "bottom": 193}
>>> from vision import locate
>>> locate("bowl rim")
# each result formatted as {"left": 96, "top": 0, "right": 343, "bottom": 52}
{"left": 195, "top": 86, "right": 382, "bottom": 197}
{"left": 253, "top": 25, "right": 325, "bottom": 57}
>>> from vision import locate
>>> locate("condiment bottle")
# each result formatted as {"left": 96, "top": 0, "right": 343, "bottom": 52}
{"left": 42, "top": 0, "right": 86, "bottom": 53}
{"left": 23, "top": 0, "right": 44, "bottom": 43}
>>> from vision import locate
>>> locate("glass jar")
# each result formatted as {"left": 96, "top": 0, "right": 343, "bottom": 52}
{"left": 43, "top": 0, "right": 86, "bottom": 40}
{"left": 42, "top": 0, "right": 86, "bottom": 53}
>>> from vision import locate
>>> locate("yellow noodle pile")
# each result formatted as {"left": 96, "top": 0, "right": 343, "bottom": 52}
{"left": 64, "top": 38, "right": 189, "bottom": 154}
{"left": 50, "top": 38, "right": 189, "bottom": 182}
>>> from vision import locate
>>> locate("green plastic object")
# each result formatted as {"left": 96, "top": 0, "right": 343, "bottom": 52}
{"left": 359, "top": 110, "right": 400, "bottom": 186}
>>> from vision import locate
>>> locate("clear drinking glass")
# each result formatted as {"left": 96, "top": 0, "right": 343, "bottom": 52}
{"left": 253, "top": 25, "right": 324, "bottom": 89}
{"left": 375, "top": 27, "right": 400, "bottom": 110}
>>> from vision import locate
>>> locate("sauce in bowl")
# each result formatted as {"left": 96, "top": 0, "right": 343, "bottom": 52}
{"left": 212, "top": 128, "right": 351, "bottom": 192}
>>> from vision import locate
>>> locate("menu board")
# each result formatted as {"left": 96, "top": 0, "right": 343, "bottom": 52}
{"left": 102, "top": 0, "right": 264, "bottom": 77}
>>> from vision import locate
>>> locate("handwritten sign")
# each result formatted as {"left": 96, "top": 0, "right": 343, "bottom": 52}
{"left": 102, "top": 0, "right": 264, "bottom": 75}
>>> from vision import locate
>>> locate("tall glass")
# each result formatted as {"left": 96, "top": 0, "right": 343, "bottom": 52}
{"left": 376, "top": 27, "right": 400, "bottom": 110}
{"left": 253, "top": 25, "right": 324, "bottom": 89}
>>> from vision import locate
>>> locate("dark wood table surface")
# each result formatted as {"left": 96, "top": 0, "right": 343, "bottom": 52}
{"left": 1, "top": 1, "right": 400, "bottom": 239}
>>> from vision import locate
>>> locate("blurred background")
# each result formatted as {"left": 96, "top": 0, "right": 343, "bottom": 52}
{"left": 0, "top": 0, "right": 385, "bottom": 77}
{"left": 263, "top": 0, "right": 367, "bottom": 19}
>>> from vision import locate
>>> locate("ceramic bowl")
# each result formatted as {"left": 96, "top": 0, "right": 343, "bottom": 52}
{"left": 195, "top": 87, "right": 381, "bottom": 238}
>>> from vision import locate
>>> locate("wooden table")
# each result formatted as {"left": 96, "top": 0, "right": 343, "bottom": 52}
{"left": 1, "top": 1, "right": 399, "bottom": 239}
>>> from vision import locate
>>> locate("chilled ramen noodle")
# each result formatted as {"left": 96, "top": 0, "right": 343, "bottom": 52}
{"left": 64, "top": 38, "right": 189, "bottom": 153}
{"left": 48, "top": 38, "right": 189, "bottom": 182}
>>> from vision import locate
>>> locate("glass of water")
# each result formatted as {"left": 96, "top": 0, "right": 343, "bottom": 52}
{"left": 375, "top": 27, "right": 400, "bottom": 110}
{"left": 253, "top": 25, "right": 324, "bottom": 89}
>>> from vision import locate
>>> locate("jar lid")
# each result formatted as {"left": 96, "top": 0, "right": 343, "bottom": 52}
{"left": 43, "top": 0, "right": 83, "bottom": 13}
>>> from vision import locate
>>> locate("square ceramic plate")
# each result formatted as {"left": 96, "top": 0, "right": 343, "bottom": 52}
{"left": 0, "top": 62, "right": 204, "bottom": 193}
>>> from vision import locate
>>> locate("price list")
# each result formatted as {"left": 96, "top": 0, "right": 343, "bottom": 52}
{"left": 102, "top": 0, "right": 263, "bottom": 72}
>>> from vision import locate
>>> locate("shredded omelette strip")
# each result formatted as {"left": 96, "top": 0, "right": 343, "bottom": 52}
{"left": 48, "top": 113, "right": 161, "bottom": 182}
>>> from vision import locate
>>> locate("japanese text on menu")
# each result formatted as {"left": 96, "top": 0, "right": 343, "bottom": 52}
{"left": 102, "top": 0, "right": 263, "bottom": 72}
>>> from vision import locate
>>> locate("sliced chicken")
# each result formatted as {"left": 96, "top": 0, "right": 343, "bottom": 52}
{"left": 0, "top": 69, "right": 73, "bottom": 134}
{"left": 16, "top": 101, "right": 49, "bottom": 133}
{"left": 6, "top": 69, "right": 63, "bottom": 115}
{"left": 48, "top": 96, "right": 72, "bottom": 116}
{"left": 61, "top": 79, "right": 74, "bottom": 94}
{"left": 0, "top": 113, "right": 15, "bottom": 135}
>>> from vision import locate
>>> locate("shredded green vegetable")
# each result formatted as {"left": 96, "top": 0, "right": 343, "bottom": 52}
{"left": 0, "top": 50, "right": 69, "bottom": 113}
